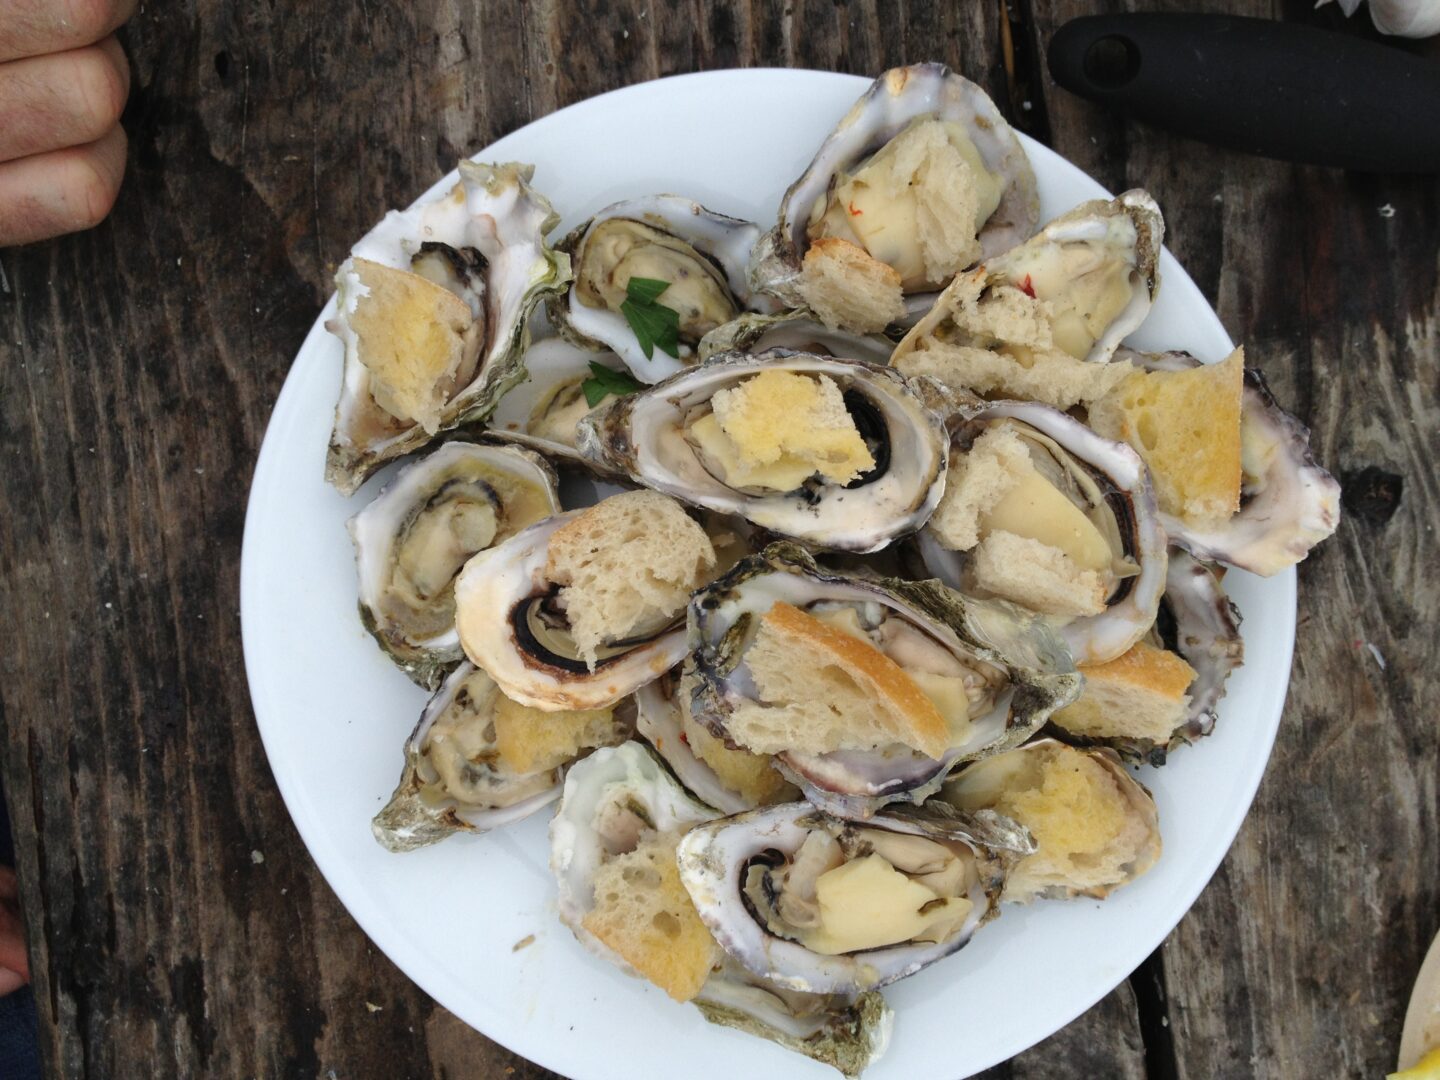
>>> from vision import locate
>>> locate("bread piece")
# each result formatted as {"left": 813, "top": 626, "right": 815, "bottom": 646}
{"left": 927, "top": 424, "right": 1034, "bottom": 550}
{"left": 678, "top": 697, "right": 795, "bottom": 806}
{"left": 728, "top": 601, "right": 951, "bottom": 760}
{"left": 1087, "top": 347, "right": 1244, "bottom": 528}
{"left": 1051, "top": 640, "right": 1197, "bottom": 743}
{"left": 546, "top": 491, "right": 717, "bottom": 669}
{"left": 492, "top": 695, "right": 618, "bottom": 775}
{"left": 347, "top": 257, "right": 475, "bottom": 433}
{"left": 581, "top": 830, "right": 719, "bottom": 1002}
{"left": 894, "top": 342, "right": 1135, "bottom": 411}
{"left": 955, "top": 743, "right": 1155, "bottom": 903}
{"left": 970, "top": 531, "right": 1108, "bottom": 617}
{"left": 798, "top": 237, "right": 906, "bottom": 334}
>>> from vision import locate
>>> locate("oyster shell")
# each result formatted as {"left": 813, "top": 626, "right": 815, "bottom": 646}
{"left": 892, "top": 191, "right": 1164, "bottom": 409}
{"left": 486, "top": 337, "right": 633, "bottom": 463}
{"left": 372, "top": 662, "right": 632, "bottom": 852}
{"left": 698, "top": 310, "right": 895, "bottom": 366}
{"left": 1161, "top": 549, "right": 1245, "bottom": 748}
{"left": 577, "top": 349, "right": 948, "bottom": 553}
{"left": 916, "top": 400, "right": 1168, "bottom": 666}
{"left": 350, "top": 441, "right": 560, "bottom": 688}
{"left": 453, "top": 509, "right": 691, "bottom": 710}
{"left": 751, "top": 63, "right": 1038, "bottom": 331}
{"left": 553, "top": 195, "right": 771, "bottom": 382}
{"left": 941, "top": 738, "right": 1160, "bottom": 901}
{"left": 687, "top": 542, "right": 1080, "bottom": 818}
{"left": 1115, "top": 348, "right": 1341, "bottom": 575}
{"left": 326, "top": 161, "right": 570, "bottom": 494}
{"left": 676, "top": 800, "right": 1033, "bottom": 993}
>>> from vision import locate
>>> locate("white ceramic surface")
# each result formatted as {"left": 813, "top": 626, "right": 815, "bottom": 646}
{"left": 240, "top": 69, "right": 1295, "bottom": 1080}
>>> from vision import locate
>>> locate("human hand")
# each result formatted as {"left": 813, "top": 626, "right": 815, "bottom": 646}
{"left": 0, "top": 0, "right": 136, "bottom": 247}
{"left": 0, "top": 868, "right": 28, "bottom": 996}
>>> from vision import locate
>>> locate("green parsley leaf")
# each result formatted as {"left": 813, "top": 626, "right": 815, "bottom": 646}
{"left": 621, "top": 296, "right": 680, "bottom": 360}
{"left": 625, "top": 277, "right": 671, "bottom": 304}
{"left": 580, "top": 362, "right": 644, "bottom": 407}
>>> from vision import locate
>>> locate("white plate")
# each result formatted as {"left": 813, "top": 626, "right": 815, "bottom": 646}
{"left": 241, "top": 69, "right": 1294, "bottom": 1080}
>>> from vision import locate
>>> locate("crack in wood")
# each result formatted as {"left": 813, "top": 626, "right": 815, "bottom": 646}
{"left": 1130, "top": 948, "right": 1180, "bottom": 1080}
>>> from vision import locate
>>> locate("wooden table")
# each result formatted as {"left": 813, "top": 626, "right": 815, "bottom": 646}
{"left": 1, "top": 0, "right": 1434, "bottom": 1076}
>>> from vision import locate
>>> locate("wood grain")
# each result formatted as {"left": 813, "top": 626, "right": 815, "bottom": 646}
{"left": 0, "top": 0, "right": 1432, "bottom": 1077}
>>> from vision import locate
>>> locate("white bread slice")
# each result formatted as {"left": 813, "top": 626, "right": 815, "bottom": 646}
{"left": 492, "top": 695, "right": 618, "bottom": 775}
{"left": 1087, "top": 347, "right": 1244, "bottom": 528}
{"left": 798, "top": 237, "right": 906, "bottom": 333}
{"left": 678, "top": 698, "right": 795, "bottom": 806}
{"left": 1051, "top": 640, "right": 1197, "bottom": 743}
{"left": 927, "top": 424, "right": 1034, "bottom": 550}
{"left": 348, "top": 257, "right": 474, "bottom": 433}
{"left": 546, "top": 491, "right": 717, "bottom": 669}
{"left": 894, "top": 342, "right": 1135, "bottom": 411}
{"left": 729, "top": 601, "right": 951, "bottom": 760}
{"left": 971, "top": 531, "right": 1108, "bottom": 617}
{"left": 580, "top": 830, "right": 719, "bottom": 1002}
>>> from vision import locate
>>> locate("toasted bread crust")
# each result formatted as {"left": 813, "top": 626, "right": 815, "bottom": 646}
{"left": 1081, "top": 640, "right": 1196, "bottom": 699}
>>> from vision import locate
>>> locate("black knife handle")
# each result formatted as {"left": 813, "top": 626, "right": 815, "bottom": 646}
{"left": 1048, "top": 13, "right": 1440, "bottom": 173}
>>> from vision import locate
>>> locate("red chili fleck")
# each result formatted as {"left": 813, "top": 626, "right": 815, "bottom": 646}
{"left": 848, "top": 201, "right": 862, "bottom": 216}
{"left": 1019, "top": 274, "right": 1036, "bottom": 298}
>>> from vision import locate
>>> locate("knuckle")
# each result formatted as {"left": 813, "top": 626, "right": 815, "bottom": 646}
{"left": 63, "top": 0, "right": 122, "bottom": 44}
{"left": 75, "top": 49, "right": 129, "bottom": 127}
{"left": 68, "top": 142, "right": 122, "bottom": 228}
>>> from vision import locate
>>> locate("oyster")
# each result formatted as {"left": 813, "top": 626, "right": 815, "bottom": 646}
{"left": 941, "top": 738, "right": 1160, "bottom": 901}
{"left": 350, "top": 442, "right": 560, "bottom": 688}
{"left": 372, "top": 662, "right": 632, "bottom": 852}
{"left": 486, "top": 337, "right": 635, "bottom": 462}
{"left": 453, "top": 495, "right": 708, "bottom": 710}
{"left": 916, "top": 400, "right": 1168, "bottom": 666}
{"left": 577, "top": 350, "right": 948, "bottom": 553}
{"left": 677, "top": 800, "right": 1033, "bottom": 993}
{"left": 1108, "top": 349, "right": 1341, "bottom": 575}
{"left": 554, "top": 195, "right": 771, "bottom": 382}
{"left": 698, "top": 310, "right": 895, "bottom": 366}
{"left": 751, "top": 63, "right": 1038, "bottom": 332}
{"left": 1160, "top": 549, "right": 1244, "bottom": 748}
{"left": 892, "top": 191, "right": 1164, "bottom": 409}
{"left": 635, "top": 670, "right": 798, "bottom": 814}
{"left": 326, "top": 161, "right": 570, "bottom": 493}
{"left": 687, "top": 542, "right": 1080, "bottom": 818}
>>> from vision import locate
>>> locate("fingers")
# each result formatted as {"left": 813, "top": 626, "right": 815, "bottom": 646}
{"left": 0, "top": 0, "right": 138, "bottom": 64}
{"left": 0, "top": 124, "right": 127, "bottom": 246}
{"left": 0, "top": 36, "right": 129, "bottom": 162}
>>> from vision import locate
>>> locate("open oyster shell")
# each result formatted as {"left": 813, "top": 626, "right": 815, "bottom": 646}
{"left": 750, "top": 63, "right": 1038, "bottom": 328}
{"left": 552, "top": 195, "right": 772, "bottom": 383}
{"left": 698, "top": 310, "right": 896, "bottom": 366}
{"left": 576, "top": 349, "right": 948, "bottom": 553}
{"left": 942, "top": 738, "right": 1160, "bottom": 901}
{"left": 892, "top": 191, "right": 1163, "bottom": 409}
{"left": 915, "top": 399, "right": 1169, "bottom": 665}
{"left": 453, "top": 511, "right": 689, "bottom": 710}
{"left": 485, "top": 337, "right": 632, "bottom": 464}
{"left": 326, "top": 161, "right": 570, "bottom": 494}
{"left": 1115, "top": 348, "right": 1341, "bottom": 575}
{"left": 350, "top": 441, "right": 559, "bottom": 689}
{"left": 687, "top": 542, "right": 1080, "bottom": 818}
{"left": 677, "top": 800, "right": 1033, "bottom": 993}
{"left": 371, "top": 662, "right": 633, "bottom": 852}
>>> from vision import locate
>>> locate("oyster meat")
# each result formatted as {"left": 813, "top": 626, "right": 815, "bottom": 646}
{"left": 677, "top": 800, "right": 1033, "bottom": 993}
{"left": 892, "top": 191, "right": 1163, "bottom": 409}
{"left": 751, "top": 63, "right": 1038, "bottom": 333}
{"left": 372, "top": 662, "right": 632, "bottom": 852}
{"left": 486, "top": 337, "right": 635, "bottom": 463}
{"left": 326, "top": 161, "right": 570, "bottom": 493}
{"left": 350, "top": 441, "right": 560, "bottom": 688}
{"left": 554, "top": 195, "right": 772, "bottom": 382}
{"left": 687, "top": 542, "right": 1080, "bottom": 818}
{"left": 577, "top": 349, "right": 948, "bottom": 553}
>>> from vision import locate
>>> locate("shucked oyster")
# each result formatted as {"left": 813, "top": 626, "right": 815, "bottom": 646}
{"left": 326, "top": 161, "right": 570, "bottom": 494}
{"left": 916, "top": 400, "right": 1168, "bottom": 665}
{"left": 687, "top": 542, "right": 1080, "bottom": 818}
{"left": 350, "top": 441, "right": 559, "bottom": 688}
{"left": 577, "top": 349, "right": 948, "bottom": 553}
{"left": 942, "top": 738, "right": 1160, "bottom": 902}
{"left": 677, "top": 800, "right": 1033, "bottom": 993}
{"left": 553, "top": 195, "right": 772, "bottom": 383}
{"left": 372, "top": 662, "right": 633, "bottom": 852}
{"left": 892, "top": 191, "right": 1163, "bottom": 410}
{"left": 550, "top": 742, "right": 890, "bottom": 1075}
{"left": 454, "top": 491, "right": 715, "bottom": 710}
{"left": 751, "top": 63, "right": 1038, "bottom": 333}
{"left": 486, "top": 337, "right": 634, "bottom": 463}
{"left": 698, "top": 309, "right": 895, "bottom": 367}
